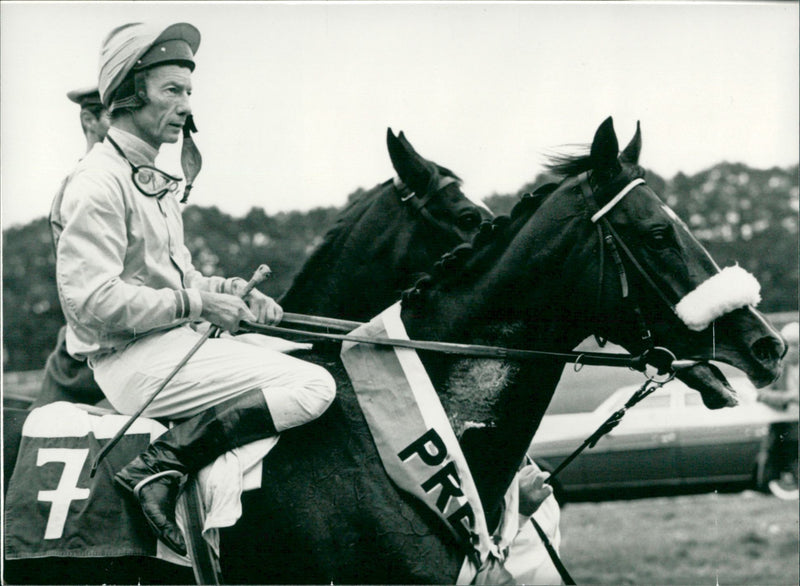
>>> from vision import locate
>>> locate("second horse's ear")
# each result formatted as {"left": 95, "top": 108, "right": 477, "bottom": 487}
{"left": 387, "top": 128, "right": 434, "bottom": 194}
{"left": 620, "top": 121, "right": 642, "bottom": 165}
{"left": 590, "top": 116, "right": 621, "bottom": 179}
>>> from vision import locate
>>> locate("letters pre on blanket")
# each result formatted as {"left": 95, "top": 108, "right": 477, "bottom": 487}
{"left": 341, "top": 303, "right": 521, "bottom": 583}
{"left": 4, "top": 403, "right": 188, "bottom": 566}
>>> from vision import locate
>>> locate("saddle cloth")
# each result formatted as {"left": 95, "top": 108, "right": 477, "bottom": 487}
{"left": 5, "top": 332, "right": 302, "bottom": 565}
{"left": 4, "top": 401, "right": 277, "bottom": 566}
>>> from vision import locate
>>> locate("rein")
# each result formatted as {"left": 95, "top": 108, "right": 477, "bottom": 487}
{"left": 249, "top": 169, "right": 705, "bottom": 377}
{"left": 241, "top": 315, "right": 690, "bottom": 380}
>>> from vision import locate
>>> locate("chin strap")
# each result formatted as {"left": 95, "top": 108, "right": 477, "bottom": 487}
{"left": 180, "top": 115, "right": 202, "bottom": 203}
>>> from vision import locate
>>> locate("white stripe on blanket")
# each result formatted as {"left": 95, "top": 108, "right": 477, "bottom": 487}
{"left": 340, "top": 302, "right": 519, "bottom": 583}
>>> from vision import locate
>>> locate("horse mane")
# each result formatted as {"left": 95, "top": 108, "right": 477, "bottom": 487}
{"left": 544, "top": 147, "right": 646, "bottom": 183}
{"left": 401, "top": 215, "right": 508, "bottom": 306}
{"left": 401, "top": 147, "right": 649, "bottom": 306}
{"left": 544, "top": 147, "right": 594, "bottom": 178}
{"left": 279, "top": 182, "right": 392, "bottom": 304}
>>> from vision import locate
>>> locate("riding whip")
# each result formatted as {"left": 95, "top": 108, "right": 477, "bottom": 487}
{"left": 89, "top": 264, "right": 271, "bottom": 477}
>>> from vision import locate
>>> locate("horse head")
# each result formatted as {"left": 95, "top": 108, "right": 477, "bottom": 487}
{"left": 386, "top": 128, "right": 489, "bottom": 242}
{"left": 399, "top": 117, "right": 786, "bottom": 525}
{"left": 552, "top": 117, "right": 786, "bottom": 408}
{"left": 279, "top": 129, "right": 491, "bottom": 320}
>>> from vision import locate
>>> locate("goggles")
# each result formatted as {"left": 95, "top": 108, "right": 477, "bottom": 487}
{"left": 107, "top": 136, "right": 182, "bottom": 199}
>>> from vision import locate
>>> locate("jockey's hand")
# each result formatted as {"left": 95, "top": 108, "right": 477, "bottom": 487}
{"left": 518, "top": 463, "right": 553, "bottom": 517}
{"left": 199, "top": 291, "right": 256, "bottom": 333}
{"left": 244, "top": 289, "right": 283, "bottom": 325}
{"left": 221, "top": 278, "right": 283, "bottom": 326}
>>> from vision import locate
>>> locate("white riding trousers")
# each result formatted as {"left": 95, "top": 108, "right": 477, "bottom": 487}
{"left": 91, "top": 324, "right": 335, "bottom": 432}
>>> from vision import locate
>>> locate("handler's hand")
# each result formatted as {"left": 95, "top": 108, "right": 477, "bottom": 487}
{"left": 518, "top": 463, "right": 553, "bottom": 517}
{"left": 199, "top": 291, "right": 256, "bottom": 333}
{"left": 243, "top": 289, "right": 283, "bottom": 325}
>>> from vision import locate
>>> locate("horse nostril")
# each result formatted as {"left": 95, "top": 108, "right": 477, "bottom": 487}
{"left": 752, "top": 335, "right": 786, "bottom": 363}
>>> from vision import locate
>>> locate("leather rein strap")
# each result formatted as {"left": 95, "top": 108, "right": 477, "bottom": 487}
{"left": 242, "top": 315, "right": 684, "bottom": 379}
{"left": 244, "top": 318, "right": 648, "bottom": 368}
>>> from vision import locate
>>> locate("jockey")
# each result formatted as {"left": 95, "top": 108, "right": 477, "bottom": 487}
{"left": 34, "top": 87, "right": 110, "bottom": 410}
{"left": 54, "top": 21, "right": 336, "bottom": 557}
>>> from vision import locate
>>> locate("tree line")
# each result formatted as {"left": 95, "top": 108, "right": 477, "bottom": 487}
{"left": 3, "top": 162, "right": 798, "bottom": 371}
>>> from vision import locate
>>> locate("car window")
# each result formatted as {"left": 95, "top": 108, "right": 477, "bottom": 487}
{"left": 684, "top": 391, "right": 705, "bottom": 408}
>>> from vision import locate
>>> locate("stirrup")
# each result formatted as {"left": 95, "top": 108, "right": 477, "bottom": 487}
{"left": 131, "top": 469, "right": 184, "bottom": 499}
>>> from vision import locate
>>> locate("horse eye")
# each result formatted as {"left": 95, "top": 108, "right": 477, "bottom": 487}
{"left": 647, "top": 226, "right": 673, "bottom": 250}
{"left": 457, "top": 212, "right": 481, "bottom": 232}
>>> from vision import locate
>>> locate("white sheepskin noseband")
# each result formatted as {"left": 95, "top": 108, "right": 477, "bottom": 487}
{"left": 675, "top": 265, "right": 761, "bottom": 331}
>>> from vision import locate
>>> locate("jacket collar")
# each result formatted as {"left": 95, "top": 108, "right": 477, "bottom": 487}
{"left": 106, "top": 127, "right": 159, "bottom": 166}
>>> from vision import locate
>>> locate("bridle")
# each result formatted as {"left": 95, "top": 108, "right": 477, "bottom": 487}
{"left": 243, "top": 174, "right": 695, "bottom": 380}
{"left": 393, "top": 174, "right": 475, "bottom": 244}
{"left": 575, "top": 171, "right": 684, "bottom": 358}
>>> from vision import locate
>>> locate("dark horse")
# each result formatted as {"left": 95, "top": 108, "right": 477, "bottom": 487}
{"left": 2, "top": 129, "right": 491, "bottom": 585}
{"left": 217, "top": 117, "right": 786, "bottom": 583}
{"left": 4, "top": 120, "right": 786, "bottom": 584}
{"left": 280, "top": 129, "right": 490, "bottom": 321}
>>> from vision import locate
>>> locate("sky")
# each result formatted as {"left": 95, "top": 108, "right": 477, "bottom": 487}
{"left": 1, "top": 1, "right": 798, "bottom": 229}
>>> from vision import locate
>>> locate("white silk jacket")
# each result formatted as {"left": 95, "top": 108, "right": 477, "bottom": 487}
{"left": 56, "top": 127, "right": 236, "bottom": 359}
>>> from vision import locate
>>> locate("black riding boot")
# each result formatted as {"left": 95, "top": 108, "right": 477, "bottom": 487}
{"left": 114, "top": 389, "right": 277, "bottom": 556}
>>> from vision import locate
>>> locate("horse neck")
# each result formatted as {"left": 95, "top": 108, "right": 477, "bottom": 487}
{"left": 280, "top": 181, "right": 418, "bottom": 320}
{"left": 401, "top": 197, "right": 598, "bottom": 528}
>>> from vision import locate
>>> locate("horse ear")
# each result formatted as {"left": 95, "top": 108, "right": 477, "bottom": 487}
{"left": 590, "top": 116, "right": 621, "bottom": 177}
{"left": 386, "top": 129, "right": 433, "bottom": 193}
{"left": 620, "top": 121, "right": 642, "bottom": 165}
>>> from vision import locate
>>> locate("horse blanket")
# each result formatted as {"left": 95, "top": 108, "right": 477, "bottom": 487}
{"left": 3, "top": 402, "right": 277, "bottom": 567}
{"left": 4, "top": 403, "right": 188, "bottom": 565}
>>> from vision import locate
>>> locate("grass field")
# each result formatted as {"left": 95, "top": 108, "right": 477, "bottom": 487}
{"left": 558, "top": 490, "right": 799, "bottom": 585}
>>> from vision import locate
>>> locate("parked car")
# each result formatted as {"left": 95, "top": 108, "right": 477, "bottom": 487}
{"left": 529, "top": 376, "right": 798, "bottom": 503}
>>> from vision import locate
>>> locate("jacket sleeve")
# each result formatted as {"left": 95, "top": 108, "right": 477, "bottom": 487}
{"left": 57, "top": 170, "right": 198, "bottom": 336}
{"left": 177, "top": 242, "right": 249, "bottom": 297}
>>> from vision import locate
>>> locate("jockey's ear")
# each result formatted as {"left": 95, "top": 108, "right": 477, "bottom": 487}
{"left": 387, "top": 128, "right": 435, "bottom": 195}
{"left": 620, "top": 121, "right": 642, "bottom": 165}
{"left": 590, "top": 116, "right": 621, "bottom": 180}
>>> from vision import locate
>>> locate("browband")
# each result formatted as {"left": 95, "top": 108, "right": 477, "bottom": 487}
{"left": 590, "top": 178, "right": 646, "bottom": 223}
{"left": 393, "top": 175, "right": 459, "bottom": 201}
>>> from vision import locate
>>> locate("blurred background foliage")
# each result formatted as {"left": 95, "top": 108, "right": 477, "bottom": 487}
{"left": 3, "top": 162, "right": 798, "bottom": 371}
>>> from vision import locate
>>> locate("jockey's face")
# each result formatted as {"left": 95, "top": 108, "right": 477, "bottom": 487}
{"left": 130, "top": 65, "right": 193, "bottom": 149}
